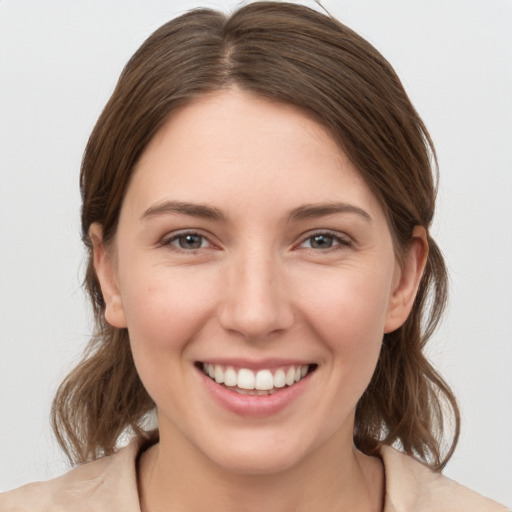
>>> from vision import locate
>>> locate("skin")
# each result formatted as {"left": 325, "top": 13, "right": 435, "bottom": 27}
{"left": 91, "top": 88, "right": 427, "bottom": 512}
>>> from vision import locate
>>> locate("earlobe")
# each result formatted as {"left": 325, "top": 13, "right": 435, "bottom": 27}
{"left": 384, "top": 226, "right": 428, "bottom": 333}
{"left": 89, "top": 223, "right": 127, "bottom": 328}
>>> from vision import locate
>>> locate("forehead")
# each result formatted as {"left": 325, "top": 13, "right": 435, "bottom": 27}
{"left": 125, "top": 88, "right": 383, "bottom": 221}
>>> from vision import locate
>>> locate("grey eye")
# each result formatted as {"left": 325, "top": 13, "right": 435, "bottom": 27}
{"left": 172, "top": 233, "right": 207, "bottom": 250}
{"left": 304, "top": 234, "right": 336, "bottom": 249}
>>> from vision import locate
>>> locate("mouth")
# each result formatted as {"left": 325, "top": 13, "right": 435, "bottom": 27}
{"left": 197, "top": 362, "right": 318, "bottom": 396}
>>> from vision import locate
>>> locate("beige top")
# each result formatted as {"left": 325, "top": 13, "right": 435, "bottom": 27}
{"left": 0, "top": 436, "right": 508, "bottom": 512}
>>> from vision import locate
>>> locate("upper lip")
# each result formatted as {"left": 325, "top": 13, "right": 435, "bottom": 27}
{"left": 196, "top": 358, "right": 315, "bottom": 371}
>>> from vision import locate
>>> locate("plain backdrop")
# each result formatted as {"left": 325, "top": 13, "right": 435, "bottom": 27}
{"left": 0, "top": 0, "right": 511, "bottom": 506}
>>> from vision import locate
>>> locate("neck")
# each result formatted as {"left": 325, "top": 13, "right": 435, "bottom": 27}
{"left": 138, "top": 426, "right": 384, "bottom": 512}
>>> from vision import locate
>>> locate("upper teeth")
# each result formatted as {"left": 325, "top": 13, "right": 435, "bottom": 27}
{"left": 202, "top": 363, "right": 310, "bottom": 391}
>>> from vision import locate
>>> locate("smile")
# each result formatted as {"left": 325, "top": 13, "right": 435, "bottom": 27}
{"left": 200, "top": 363, "right": 317, "bottom": 396}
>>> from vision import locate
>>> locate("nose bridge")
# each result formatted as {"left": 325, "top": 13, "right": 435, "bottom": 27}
{"left": 218, "top": 242, "right": 294, "bottom": 340}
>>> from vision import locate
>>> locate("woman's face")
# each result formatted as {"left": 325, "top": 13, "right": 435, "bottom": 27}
{"left": 93, "top": 88, "right": 422, "bottom": 474}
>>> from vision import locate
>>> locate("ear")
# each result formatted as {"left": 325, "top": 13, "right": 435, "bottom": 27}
{"left": 384, "top": 226, "right": 428, "bottom": 333}
{"left": 89, "top": 223, "right": 127, "bottom": 328}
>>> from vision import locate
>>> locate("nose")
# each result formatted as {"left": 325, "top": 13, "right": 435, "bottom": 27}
{"left": 217, "top": 248, "right": 295, "bottom": 341}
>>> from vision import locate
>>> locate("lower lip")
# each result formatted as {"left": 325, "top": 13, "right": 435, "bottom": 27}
{"left": 198, "top": 368, "right": 312, "bottom": 417}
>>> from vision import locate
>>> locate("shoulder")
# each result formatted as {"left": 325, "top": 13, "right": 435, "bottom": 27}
{"left": 380, "top": 445, "right": 509, "bottom": 512}
{"left": 0, "top": 436, "right": 147, "bottom": 512}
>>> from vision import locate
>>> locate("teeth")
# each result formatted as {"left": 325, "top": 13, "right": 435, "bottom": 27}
{"left": 285, "top": 367, "right": 295, "bottom": 386}
{"left": 234, "top": 388, "right": 275, "bottom": 396}
{"left": 255, "top": 369, "right": 273, "bottom": 391}
{"left": 238, "top": 368, "right": 255, "bottom": 390}
{"left": 214, "top": 365, "right": 224, "bottom": 384}
{"left": 273, "top": 368, "right": 286, "bottom": 388}
{"left": 202, "top": 363, "right": 312, "bottom": 391}
{"left": 224, "top": 366, "right": 237, "bottom": 387}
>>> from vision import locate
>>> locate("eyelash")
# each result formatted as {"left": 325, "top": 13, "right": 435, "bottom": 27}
{"left": 159, "top": 230, "right": 353, "bottom": 253}
{"left": 159, "top": 231, "right": 214, "bottom": 252}
{"left": 297, "top": 230, "right": 353, "bottom": 252}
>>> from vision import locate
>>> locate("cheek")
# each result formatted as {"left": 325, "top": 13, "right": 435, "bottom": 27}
{"left": 295, "top": 263, "right": 393, "bottom": 376}
{"left": 299, "top": 260, "right": 392, "bottom": 327}
{"left": 118, "top": 265, "right": 218, "bottom": 377}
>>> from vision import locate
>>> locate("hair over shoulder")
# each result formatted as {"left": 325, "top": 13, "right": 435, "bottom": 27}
{"left": 52, "top": 1, "right": 459, "bottom": 470}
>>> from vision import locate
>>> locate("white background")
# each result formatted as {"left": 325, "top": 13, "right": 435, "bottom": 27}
{"left": 0, "top": 0, "right": 511, "bottom": 506}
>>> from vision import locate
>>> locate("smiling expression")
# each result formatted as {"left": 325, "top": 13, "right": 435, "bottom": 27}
{"left": 92, "top": 88, "right": 420, "bottom": 474}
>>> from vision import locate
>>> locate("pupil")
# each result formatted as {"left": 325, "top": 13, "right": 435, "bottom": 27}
{"left": 311, "top": 235, "right": 333, "bottom": 249}
{"left": 180, "top": 234, "right": 202, "bottom": 249}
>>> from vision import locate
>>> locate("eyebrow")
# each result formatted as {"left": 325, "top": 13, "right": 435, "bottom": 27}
{"left": 287, "top": 202, "right": 372, "bottom": 223}
{"left": 141, "top": 200, "right": 372, "bottom": 224}
{"left": 141, "top": 200, "right": 226, "bottom": 221}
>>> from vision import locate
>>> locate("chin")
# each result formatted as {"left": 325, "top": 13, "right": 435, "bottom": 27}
{"left": 192, "top": 424, "right": 335, "bottom": 477}
{"left": 205, "top": 442, "right": 307, "bottom": 476}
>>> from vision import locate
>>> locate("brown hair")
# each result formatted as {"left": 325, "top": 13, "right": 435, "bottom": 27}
{"left": 52, "top": 1, "right": 459, "bottom": 470}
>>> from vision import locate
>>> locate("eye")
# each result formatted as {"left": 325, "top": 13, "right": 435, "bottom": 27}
{"left": 163, "top": 232, "right": 211, "bottom": 251}
{"left": 299, "top": 232, "right": 352, "bottom": 250}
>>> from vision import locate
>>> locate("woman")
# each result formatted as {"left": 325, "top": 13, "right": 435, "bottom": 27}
{"left": 1, "top": 2, "right": 507, "bottom": 511}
